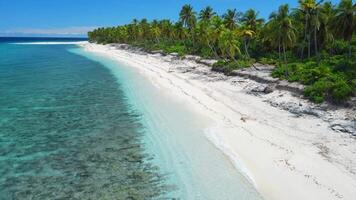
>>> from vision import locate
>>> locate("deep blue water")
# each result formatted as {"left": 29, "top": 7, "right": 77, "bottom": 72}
{"left": 0, "top": 37, "right": 87, "bottom": 43}
{"left": 0, "top": 38, "right": 168, "bottom": 199}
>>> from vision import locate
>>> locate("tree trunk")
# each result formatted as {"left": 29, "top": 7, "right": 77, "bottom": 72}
{"left": 300, "top": 43, "right": 304, "bottom": 60}
{"left": 315, "top": 11, "right": 320, "bottom": 65}
{"left": 349, "top": 40, "right": 352, "bottom": 58}
{"left": 301, "top": 16, "right": 308, "bottom": 60}
{"left": 308, "top": 33, "right": 311, "bottom": 58}
{"left": 244, "top": 39, "right": 250, "bottom": 58}
{"left": 283, "top": 44, "right": 288, "bottom": 78}
{"left": 278, "top": 40, "right": 281, "bottom": 62}
{"left": 208, "top": 42, "right": 219, "bottom": 59}
{"left": 314, "top": 26, "right": 319, "bottom": 65}
{"left": 230, "top": 51, "right": 237, "bottom": 62}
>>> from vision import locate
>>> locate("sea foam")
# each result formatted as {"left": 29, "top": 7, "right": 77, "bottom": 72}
{"left": 204, "top": 124, "right": 257, "bottom": 187}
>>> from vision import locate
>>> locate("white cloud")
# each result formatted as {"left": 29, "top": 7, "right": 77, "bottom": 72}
{"left": 0, "top": 26, "right": 97, "bottom": 36}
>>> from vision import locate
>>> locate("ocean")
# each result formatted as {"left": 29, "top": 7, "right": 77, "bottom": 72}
{"left": 0, "top": 37, "right": 262, "bottom": 199}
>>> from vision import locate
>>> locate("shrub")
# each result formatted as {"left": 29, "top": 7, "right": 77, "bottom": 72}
{"left": 164, "top": 45, "right": 187, "bottom": 56}
{"left": 304, "top": 74, "right": 352, "bottom": 104}
{"left": 258, "top": 57, "right": 278, "bottom": 65}
{"left": 198, "top": 47, "right": 214, "bottom": 58}
{"left": 332, "top": 58, "right": 356, "bottom": 80}
{"left": 212, "top": 59, "right": 253, "bottom": 75}
{"left": 326, "top": 39, "right": 349, "bottom": 55}
{"left": 272, "top": 58, "right": 354, "bottom": 104}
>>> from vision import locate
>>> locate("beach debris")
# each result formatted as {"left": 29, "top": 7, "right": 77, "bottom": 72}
{"left": 330, "top": 123, "right": 355, "bottom": 135}
{"left": 250, "top": 85, "right": 274, "bottom": 94}
{"left": 197, "top": 59, "right": 218, "bottom": 66}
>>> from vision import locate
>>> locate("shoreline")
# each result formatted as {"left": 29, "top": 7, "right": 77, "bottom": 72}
{"left": 80, "top": 42, "right": 356, "bottom": 200}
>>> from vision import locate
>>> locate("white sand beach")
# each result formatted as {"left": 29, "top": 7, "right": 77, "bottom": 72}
{"left": 80, "top": 42, "right": 356, "bottom": 200}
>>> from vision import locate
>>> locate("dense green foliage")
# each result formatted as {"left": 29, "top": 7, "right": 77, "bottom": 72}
{"left": 272, "top": 58, "right": 355, "bottom": 103}
{"left": 89, "top": 0, "right": 356, "bottom": 104}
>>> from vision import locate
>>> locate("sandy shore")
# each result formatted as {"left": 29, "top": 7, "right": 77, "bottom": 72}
{"left": 80, "top": 43, "right": 356, "bottom": 200}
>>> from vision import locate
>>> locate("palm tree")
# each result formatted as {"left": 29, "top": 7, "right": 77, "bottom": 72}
{"left": 240, "top": 9, "right": 264, "bottom": 58}
{"left": 199, "top": 6, "right": 216, "bottom": 21}
{"left": 265, "top": 11, "right": 283, "bottom": 60}
{"left": 179, "top": 4, "right": 197, "bottom": 47}
{"left": 241, "top": 9, "right": 265, "bottom": 32}
{"left": 218, "top": 28, "right": 241, "bottom": 61}
{"left": 179, "top": 4, "right": 197, "bottom": 31}
{"left": 223, "top": 9, "right": 240, "bottom": 30}
{"left": 240, "top": 28, "right": 255, "bottom": 58}
{"left": 279, "top": 5, "right": 297, "bottom": 64}
{"left": 173, "top": 21, "right": 186, "bottom": 41}
{"left": 298, "top": 0, "right": 324, "bottom": 60}
{"left": 334, "top": 0, "right": 355, "bottom": 57}
{"left": 207, "top": 16, "right": 225, "bottom": 58}
{"left": 318, "top": 2, "right": 335, "bottom": 52}
{"left": 267, "top": 4, "right": 296, "bottom": 76}
{"left": 158, "top": 20, "right": 173, "bottom": 40}
{"left": 151, "top": 25, "right": 161, "bottom": 43}
{"left": 140, "top": 19, "right": 153, "bottom": 41}
{"left": 298, "top": 0, "right": 315, "bottom": 58}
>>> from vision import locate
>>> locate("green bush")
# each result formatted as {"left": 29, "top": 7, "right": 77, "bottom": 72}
{"left": 258, "top": 57, "right": 278, "bottom": 65}
{"left": 326, "top": 39, "right": 353, "bottom": 55}
{"left": 163, "top": 45, "right": 187, "bottom": 56}
{"left": 304, "top": 74, "right": 352, "bottom": 104}
{"left": 212, "top": 59, "right": 253, "bottom": 75}
{"left": 351, "top": 79, "right": 356, "bottom": 97}
{"left": 198, "top": 47, "right": 214, "bottom": 58}
{"left": 272, "top": 58, "right": 354, "bottom": 104}
{"left": 332, "top": 58, "right": 356, "bottom": 80}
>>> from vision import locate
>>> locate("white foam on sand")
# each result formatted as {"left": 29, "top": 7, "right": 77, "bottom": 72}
{"left": 204, "top": 125, "right": 257, "bottom": 187}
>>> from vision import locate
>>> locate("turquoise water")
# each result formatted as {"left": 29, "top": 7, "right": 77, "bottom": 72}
{"left": 0, "top": 41, "right": 169, "bottom": 199}
{"left": 0, "top": 39, "right": 263, "bottom": 199}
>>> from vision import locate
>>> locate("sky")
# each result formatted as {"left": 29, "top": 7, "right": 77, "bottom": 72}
{"left": 0, "top": 0, "right": 340, "bottom": 37}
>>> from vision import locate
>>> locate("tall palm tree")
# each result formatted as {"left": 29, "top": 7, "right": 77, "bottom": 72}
{"left": 265, "top": 11, "right": 283, "bottom": 60}
{"left": 151, "top": 21, "right": 161, "bottom": 43}
{"left": 318, "top": 2, "right": 335, "bottom": 52}
{"left": 173, "top": 21, "right": 186, "bottom": 41}
{"left": 278, "top": 5, "right": 297, "bottom": 64}
{"left": 334, "top": 0, "right": 355, "bottom": 57}
{"left": 158, "top": 20, "right": 173, "bottom": 40}
{"left": 298, "top": 0, "right": 324, "bottom": 59}
{"left": 179, "top": 4, "right": 197, "bottom": 31}
{"left": 267, "top": 4, "right": 296, "bottom": 76}
{"left": 199, "top": 6, "right": 216, "bottom": 21}
{"left": 298, "top": 0, "right": 314, "bottom": 58}
{"left": 240, "top": 28, "right": 255, "bottom": 58}
{"left": 129, "top": 19, "right": 139, "bottom": 41}
{"left": 240, "top": 9, "right": 264, "bottom": 58}
{"left": 241, "top": 9, "right": 265, "bottom": 32}
{"left": 223, "top": 9, "right": 240, "bottom": 30}
{"left": 179, "top": 4, "right": 197, "bottom": 47}
{"left": 218, "top": 28, "right": 241, "bottom": 61}
{"left": 207, "top": 16, "right": 225, "bottom": 58}
{"left": 138, "top": 19, "right": 151, "bottom": 41}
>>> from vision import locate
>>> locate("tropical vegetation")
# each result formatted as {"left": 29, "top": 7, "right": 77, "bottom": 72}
{"left": 88, "top": 0, "right": 356, "bottom": 104}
